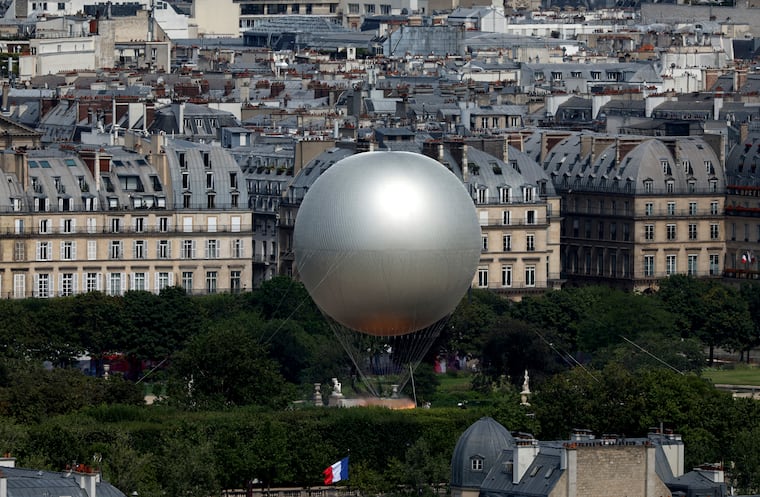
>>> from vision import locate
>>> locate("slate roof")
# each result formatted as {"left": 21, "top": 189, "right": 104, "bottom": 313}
{"left": 1, "top": 466, "right": 127, "bottom": 497}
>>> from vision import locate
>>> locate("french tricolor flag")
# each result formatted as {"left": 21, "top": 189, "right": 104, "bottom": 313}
{"left": 323, "top": 457, "right": 349, "bottom": 485}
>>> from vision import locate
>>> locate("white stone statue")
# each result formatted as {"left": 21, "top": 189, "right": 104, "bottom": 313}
{"left": 332, "top": 377, "right": 343, "bottom": 396}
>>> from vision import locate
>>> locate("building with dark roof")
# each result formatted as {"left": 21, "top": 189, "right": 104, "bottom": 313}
{"left": 522, "top": 130, "right": 725, "bottom": 291}
{"left": 451, "top": 418, "right": 727, "bottom": 497}
{"left": 0, "top": 457, "right": 127, "bottom": 497}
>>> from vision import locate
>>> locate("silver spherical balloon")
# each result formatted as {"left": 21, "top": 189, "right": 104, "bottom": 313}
{"left": 294, "top": 151, "right": 481, "bottom": 337}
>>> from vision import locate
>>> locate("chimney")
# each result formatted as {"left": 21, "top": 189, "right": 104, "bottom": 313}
{"left": 694, "top": 464, "right": 724, "bottom": 483}
{"left": 0, "top": 470, "right": 6, "bottom": 497}
{"left": 448, "top": 140, "right": 468, "bottom": 182}
{"left": 713, "top": 94, "right": 723, "bottom": 120}
{"left": 571, "top": 429, "right": 594, "bottom": 441}
{"left": 74, "top": 465, "right": 99, "bottom": 497}
{"left": 2, "top": 83, "right": 9, "bottom": 115}
{"left": 0, "top": 455, "right": 15, "bottom": 468}
{"left": 512, "top": 435, "right": 539, "bottom": 484}
{"left": 503, "top": 136, "right": 509, "bottom": 163}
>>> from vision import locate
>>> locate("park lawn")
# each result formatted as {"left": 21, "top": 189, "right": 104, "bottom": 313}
{"left": 702, "top": 365, "right": 760, "bottom": 386}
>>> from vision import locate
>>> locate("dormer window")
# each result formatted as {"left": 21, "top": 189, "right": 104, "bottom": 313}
{"left": 661, "top": 160, "right": 671, "bottom": 176}
{"left": 499, "top": 187, "right": 511, "bottom": 203}
{"left": 471, "top": 457, "right": 484, "bottom": 471}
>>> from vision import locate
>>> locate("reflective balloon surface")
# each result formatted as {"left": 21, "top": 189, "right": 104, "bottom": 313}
{"left": 294, "top": 151, "right": 481, "bottom": 336}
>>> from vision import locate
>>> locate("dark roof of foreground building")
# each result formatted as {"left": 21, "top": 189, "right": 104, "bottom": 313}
{"left": 1, "top": 465, "right": 127, "bottom": 497}
{"left": 451, "top": 417, "right": 515, "bottom": 488}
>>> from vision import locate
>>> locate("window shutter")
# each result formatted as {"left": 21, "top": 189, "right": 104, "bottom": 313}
{"left": 73, "top": 273, "right": 78, "bottom": 294}
{"left": 33, "top": 274, "right": 39, "bottom": 297}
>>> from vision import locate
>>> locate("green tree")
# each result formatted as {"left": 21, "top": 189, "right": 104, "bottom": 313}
{"left": 167, "top": 324, "right": 294, "bottom": 409}
{"left": 738, "top": 282, "right": 760, "bottom": 362}
{"left": 157, "top": 426, "right": 219, "bottom": 497}
{"left": 477, "top": 316, "right": 563, "bottom": 387}
{"left": 576, "top": 290, "right": 677, "bottom": 354}
{"left": 697, "top": 284, "right": 753, "bottom": 364}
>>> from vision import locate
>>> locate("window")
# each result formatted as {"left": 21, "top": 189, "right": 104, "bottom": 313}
{"left": 206, "top": 239, "right": 220, "bottom": 258}
{"left": 110, "top": 241, "right": 123, "bottom": 259}
{"left": 85, "top": 272, "right": 100, "bottom": 293}
{"left": 182, "top": 240, "right": 195, "bottom": 259}
{"left": 107, "top": 273, "right": 123, "bottom": 296}
{"left": 62, "top": 219, "right": 74, "bottom": 233}
{"left": 182, "top": 172, "right": 190, "bottom": 189}
{"left": 134, "top": 217, "right": 145, "bottom": 233}
{"left": 526, "top": 234, "right": 535, "bottom": 251}
{"left": 585, "top": 220, "right": 591, "bottom": 238}
{"left": 645, "top": 202, "right": 653, "bottom": 216}
{"left": 207, "top": 217, "right": 217, "bottom": 233}
{"left": 13, "top": 273, "right": 25, "bottom": 299}
{"left": 206, "top": 172, "right": 215, "bottom": 190}
{"left": 644, "top": 255, "right": 655, "bottom": 277}
{"left": 157, "top": 240, "right": 171, "bottom": 259}
{"left": 477, "top": 268, "right": 488, "bottom": 287}
{"left": 526, "top": 210, "right": 536, "bottom": 224}
{"left": 667, "top": 202, "right": 676, "bottom": 216}
{"left": 159, "top": 217, "right": 169, "bottom": 232}
{"left": 710, "top": 224, "right": 719, "bottom": 240}
{"left": 645, "top": 225, "right": 654, "bottom": 241}
{"left": 481, "top": 235, "right": 488, "bottom": 252}
{"left": 87, "top": 218, "right": 97, "bottom": 234}
{"left": 525, "top": 265, "right": 536, "bottom": 287}
{"left": 39, "top": 219, "right": 49, "bottom": 234}
{"left": 110, "top": 218, "right": 121, "bottom": 233}
{"left": 499, "top": 187, "right": 510, "bottom": 203}
{"left": 644, "top": 180, "right": 653, "bottom": 193}
{"left": 348, "top": 2, "right": 359, "bottom": 12}
{"left": 666, "top": 224, "right": 676, "bottom": 240}
{"left": 36, "top": 241, "right": 51, "bottom": 261}
{"left": 661, "top": 160, "right": 671, "bottom": 175}
{"left": 157, "top": 272, "right": 171, "bottom": 291}
{"left": 709, "top": 254, "right": 719, "bottom": 275}
{"left": 502, "top": 211, "right": 511, "bottom": 225}
{"left": 232, "top": 239, "right": 244, "bottom": 258}
{"left": 182, "top": 271, "right": 193, "bottom": 292}
{"left": 610, "top": 222, "right": 617, "bottom": 240}
{"left": 231, "top": 271, "right": 242, "bottom": 293}
{"left": 501, "top": 265, "right": 512, "bottom": 287}
{"left": 689, "top": 224, "right": 697, "bottom": 240}
{"left": 133, "top": 240, "right": 146, "bottom": 259}
{"left": 85, "top": 240, "right": 96, "bottom": 260}
{"left": 35, "top": 273, "right": 50, "bottom": 298}
{"left": 380, "top": 3, "right": 391, "bottom": 13}
{"left": 598, "top": 221, "right": 604, "bottom": 239}
{"left": 503, "top": 234, "right": 512, "bottom": 251}
{"left": 689, "top": 202, "right": 697, "bottom": 216}
{"left": 60, "top": 241, "right": 76, "bottom": 260}
{"left": 58, "top": 272, "right": 75, "bottom": 296}
{"left": 471, "top": 458, "right": 484, "bottom": 471}
{"left": 476, "top": 188, "right": 487, "bottom": 204}
{"left": 14, "top": 241, "right": 24, "bottom": 261}
{"left": 666, "top": 255, "right": 677, "bottom": 275}
{"left": 206, "top": 271, "right": 218, "bottom": 294}
{"left": 132, "top": 272, "right": 146, "bottom": 291}
{"left": 623, "top": 223, "right": 630, "bottom": 241}
{"left": 710, "top": 201, "right": 719, "bottom": 215}
{"left": 523, "top": 186, "right": 534, "bottom": 203}
{"left": 688, "top": 254, "right": 698, "bottom": 276}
